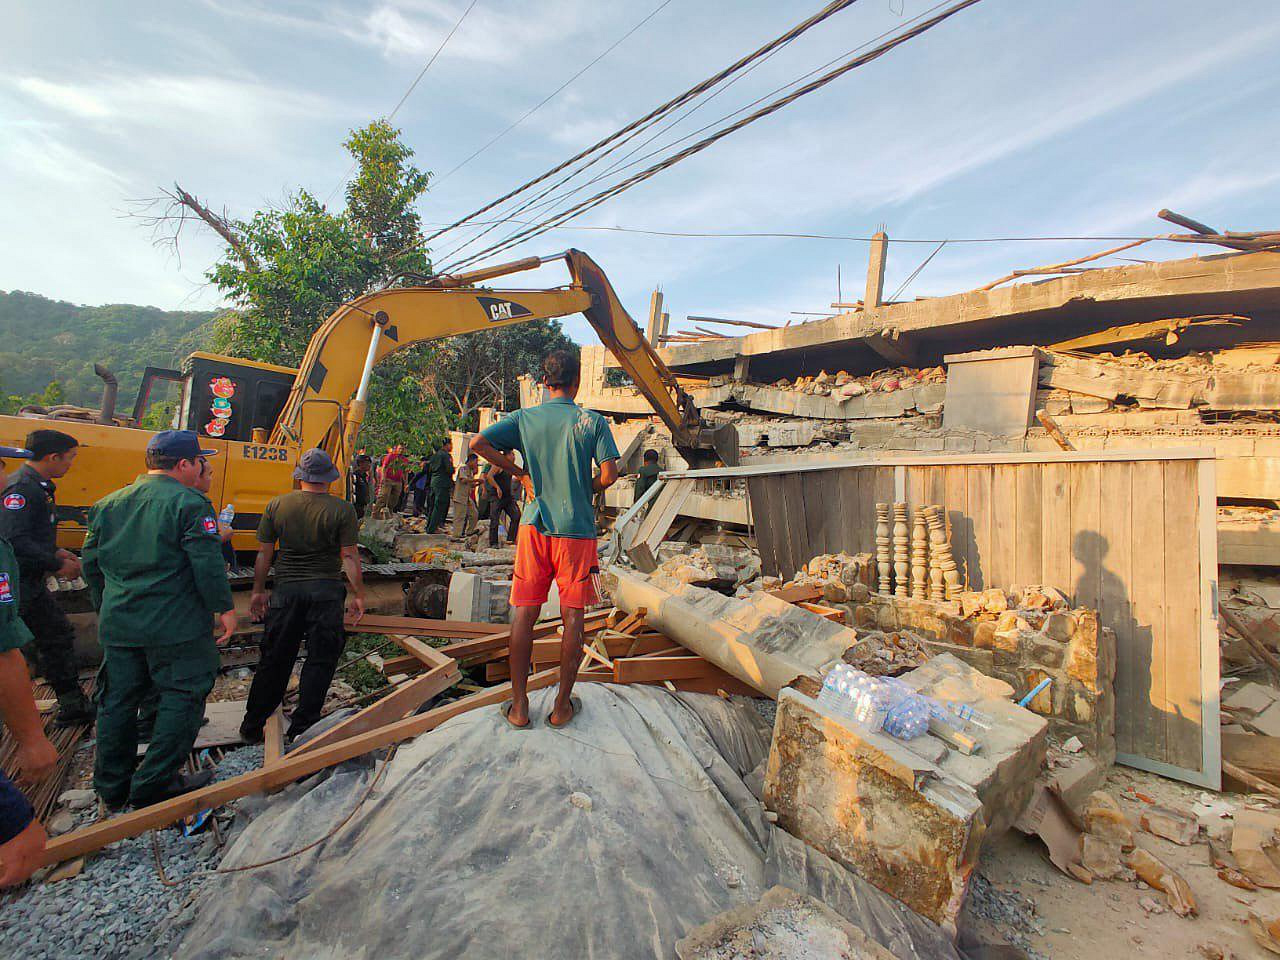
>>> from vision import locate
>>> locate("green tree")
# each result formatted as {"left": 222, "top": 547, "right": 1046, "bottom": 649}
{"left": 207, "top": 120, "right": 432, "bottom": 367}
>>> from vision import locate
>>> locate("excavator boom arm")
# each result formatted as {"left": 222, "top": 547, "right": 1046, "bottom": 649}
{"left": 270, "top": 250, "right": 735, "bottom": 471}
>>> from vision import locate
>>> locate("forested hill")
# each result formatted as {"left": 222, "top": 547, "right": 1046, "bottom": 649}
{"left": 0, "top": 290, "right": 218, "bottom": 408}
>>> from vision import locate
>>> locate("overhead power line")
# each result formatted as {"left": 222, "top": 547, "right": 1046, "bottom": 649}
{"left": 431, "top": 0, "right": 680, "bottom": 188}
{"left": 441, "top": 0, "right": 985, "bottom": 272}
{"left": 432, "top": 0, "right": 946, "bottom": 267}
{"left": 323, "top": 0, "right": 481, "bottom": 207}
{"left": 424, "top": 0, "right": 865, "bottom": 245}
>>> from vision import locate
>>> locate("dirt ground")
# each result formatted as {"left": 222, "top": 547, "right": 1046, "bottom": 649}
{"left": 968, "top": 765, "right": 1280, "bottom": 959}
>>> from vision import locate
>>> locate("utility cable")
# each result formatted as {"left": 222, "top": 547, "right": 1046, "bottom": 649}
{"left": 423, "top": 0, "right": 864, "bottom": 244}
{"left": 436, "top": 0, "right": 950, "bottom": 266}
{"left": 429, "top": 8, "right": 805, "bottom": 268}
{"left": 431, "top": 0, "right": 679, "bottom": 188}
{"left": 440, "top": 0, "right": 984, "bottom": 272}
{"left": 323, "top": 0, "right": 481, "bottom": 207}
{"left": 889, "top": 240, "right": 946, "bottom": 301}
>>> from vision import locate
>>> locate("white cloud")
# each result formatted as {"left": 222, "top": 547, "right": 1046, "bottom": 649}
{"left": 13, "top": 78, "right": 112, "bottom": 119}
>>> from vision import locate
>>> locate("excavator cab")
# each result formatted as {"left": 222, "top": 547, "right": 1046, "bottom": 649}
{"left": 134, "top": 352, "right": 296, "bottom": 442}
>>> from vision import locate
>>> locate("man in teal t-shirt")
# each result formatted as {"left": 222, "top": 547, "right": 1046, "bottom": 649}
{"left": 473, "top": 350, "right": 619, "bottom": 729}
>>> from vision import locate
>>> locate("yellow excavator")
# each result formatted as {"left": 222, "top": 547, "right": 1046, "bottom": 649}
{"left": 0, "top": 250, "right": 737, "bottom": 551}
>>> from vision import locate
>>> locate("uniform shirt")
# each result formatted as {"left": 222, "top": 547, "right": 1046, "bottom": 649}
{"left": 0, "top": 539, "right": 34, "bottom": 653}
{"left": 0, "top": 464, "right": 61, "bottom": 580}
{"left": 81, "top": 474, "right": 234, "bottom": 649}
{"left": 428, "top": 450, "right": 454, "bottom": 489}
{"left": 452, "top": 463, "right": 477, "bottom": 502}
{"left": 479, "top": 397, "right": 619, "bottom": 539}
{"left": 256, "top": 491, "right": 358, "bottom": 584}
{"left": 635, "top": 462, "right": 661, "bottom": 500}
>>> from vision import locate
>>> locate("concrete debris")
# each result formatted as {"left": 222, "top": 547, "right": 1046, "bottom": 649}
{"left": 1139, "top": 804, "right": 1200, "bottom": 845}
{"left": 1124, "top": 847, "right": 1197, "bottom": 916}
{"left": 1082, "top": 791, "right": 1135, "bottom": 848}
{"left": 674, "top": 886, "right": 899, "bottom": 960}
{"left": 843, "top": 630, "right": 931, "bottom": 677}
{"left": 1079, "top": 834, "right": 1126, "bottom": 880}
{"left": 763, "top": 655, "right": 1047, "bottom": 931}
{"left": 1247, "top": 913, "right": 1280, "bottom": 956}
{"left": 1231, "top": 809, "right": 1280, "bottom": 888}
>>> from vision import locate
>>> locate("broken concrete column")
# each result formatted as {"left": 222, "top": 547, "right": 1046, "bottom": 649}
{"left": 762, "top": 655, "right": 1047, "bottom": 932}
{"left": 608, "top": 568, "right": 859, "bottom": 697}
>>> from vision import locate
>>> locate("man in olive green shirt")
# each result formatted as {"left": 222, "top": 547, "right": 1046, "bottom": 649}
{"left": 83, "top": 431, "right": 238, "bottom": 809}
{"left": 241, "top": 448, "right": 365, "bottom": 742}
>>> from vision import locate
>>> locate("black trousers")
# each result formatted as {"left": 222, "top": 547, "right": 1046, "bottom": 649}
{"left": 412, "top": 485, "right": 429, "bottom": 517}
{"left": 19, "top": 581, "right": 80, "bottom": 698}
{"left": 482, "top": 497, "right": 520, "bottom": 547}
{"left": 243, "top": 579, "right": 347, "bottom": 738}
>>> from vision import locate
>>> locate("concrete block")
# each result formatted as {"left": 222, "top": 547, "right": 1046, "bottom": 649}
{"left": 765, "top": 656, "right": 1047, "bottom": 931}
{"left": 1223, "top": 681, "right": 1280, "bottom": 716}
{"left": 1251, "top": 700, "right": 1280, "bottom": 738}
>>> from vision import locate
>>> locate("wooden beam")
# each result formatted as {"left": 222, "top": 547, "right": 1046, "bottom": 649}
{"left": 346, "top": 615, "right": 493, "bottom": 638}
{"left": 437, "top": 612, "right": 610, "bottom": 664}
{"left": 40, "top": 669, "right": 562, "bottom": 866}
{"left": 796, "top": 601, "right": 846, "bottom": 623}
{"left": 1035, "top": 410, "right": 1075, "bottom": 451}
{"left": 615, "top": 655, "right": 727, "bottom": 683}
{"left": 290, "top": 659, "right": 461, "bottom": 757}
{"left": 263, "top": 709, "right": 284, "bottom": 767}
{"left": 765, "top": 583, "right": 823, "bottom": 604}
{"left": 390, "top": 635, "right": 453, "bottom": 670}
{"left": 379, "top": 654, "right": 424, "bottom": 676}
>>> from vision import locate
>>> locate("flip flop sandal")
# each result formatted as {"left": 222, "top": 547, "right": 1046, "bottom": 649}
{"left": 500, "top": 701, "right": 532, "bottom": 730}
{"left": 547, "top": 696, "right": 582, "bottom": 729}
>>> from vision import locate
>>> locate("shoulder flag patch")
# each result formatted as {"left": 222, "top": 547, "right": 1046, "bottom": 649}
{"left": 0, "top": 573, "right": 12, "bottom": 603}
{"left": 2, "top": 493, "right": 25, "bottom": 511}
{"left": 202, "top": 516, "right": 219, "bottom": 535}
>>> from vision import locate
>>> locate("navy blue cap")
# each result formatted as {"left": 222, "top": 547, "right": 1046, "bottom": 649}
{"left": 147, "top": 430, "right": 218, "bottom": 460}
{"left": 0, "top": 445, "right": 33, "bottom": 459}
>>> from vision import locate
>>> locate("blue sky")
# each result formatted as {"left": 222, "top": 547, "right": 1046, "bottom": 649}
{"left": 2, "top": 0, "right": 1278, "bottom": 343}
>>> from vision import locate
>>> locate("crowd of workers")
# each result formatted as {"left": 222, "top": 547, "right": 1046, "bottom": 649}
{"left": 0, "top": 347, "right": 626, "bottom": 885}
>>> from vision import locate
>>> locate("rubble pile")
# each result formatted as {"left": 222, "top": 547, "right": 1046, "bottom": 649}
{"left": 756, "top": 364, "right": 946, "bottom": 399}
{"left": 852, "top": 588, "right": 1116, "bottom": 763}
{"left": 785, "top": 552, "right": 875, "bottom": 602}
{"left": 842, "top": 629, "right": 931, "bottom": 677}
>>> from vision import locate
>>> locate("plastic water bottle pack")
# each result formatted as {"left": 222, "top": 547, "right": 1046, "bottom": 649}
{"left": 818, "top": 664, "right": 931, "bottom": 740}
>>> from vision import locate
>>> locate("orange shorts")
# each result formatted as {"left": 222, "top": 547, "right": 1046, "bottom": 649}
{"left": 510, "top": 525, "right": 599, "bottom": 609}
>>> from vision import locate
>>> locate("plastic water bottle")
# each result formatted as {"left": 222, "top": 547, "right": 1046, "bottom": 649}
{"left": 219, "top": 503, "right": 235, "bottom": 526}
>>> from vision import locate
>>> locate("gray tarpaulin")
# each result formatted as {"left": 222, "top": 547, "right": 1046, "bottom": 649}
{"left": 167, "top": 684, "right": 958, "bottom": 960}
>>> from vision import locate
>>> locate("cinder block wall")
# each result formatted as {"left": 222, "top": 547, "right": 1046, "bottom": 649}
{"left": 850, "top": 594, "right": 1116, "bottom": 766}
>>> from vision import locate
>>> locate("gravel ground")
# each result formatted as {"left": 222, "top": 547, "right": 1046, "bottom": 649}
{"left": 962, "top": 872, "right": 1049, "bottom": 960}
{"left": 0, "top": 745, "right": 264, "bottom": 960}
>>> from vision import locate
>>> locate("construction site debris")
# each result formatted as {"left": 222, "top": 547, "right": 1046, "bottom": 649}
{"left": 674, "top": 886, "right": 898, "bottom": 960}
{"left": 763, "top": 654, "right": 1047, "bottom": 930}
{"left": 1124, "top": 846, "right": 1197, "bottom": 916}
{"left": 1139, "top": 804, "right": 1201, "bottom": 845}
{"left": 1231, "top": 810, "right": 1280, "bottom": 889}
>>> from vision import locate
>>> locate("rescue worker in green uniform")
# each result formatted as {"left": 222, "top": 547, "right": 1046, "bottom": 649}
{"left": 425, "top": 439, "right": 455, "bottom": 534}
{"left": 0, "top": 429, "right": 94, "bottom": 727}
{"left": 83, "top": 431, "right": 239, "bottom": 809}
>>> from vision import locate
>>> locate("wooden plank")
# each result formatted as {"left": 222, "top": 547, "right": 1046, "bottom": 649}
{"left": 263, "top": 709, "right": 284, "bottom": 767}
{"left": 988, "top": 464, "right": 1018, "bottom": 590}
{"left": 391, "top": 635, "right": 453, "bottom": 670}
{"left": 1069, "top": 462, "right": 1102, "bottom": 613}
{"left": 290, "top": 659, "right": 460, "bottom": 758}
{"left": 780, "top": 472, "right": 810, "bottom": 579}
{"left": 1041, "top": 461, "right": 1073, "bottom": 596}
{"left": 797, "top": 601, "right": 845, "bottom": 622}
{"left": 345, "top": 615, "right": 492, "bottom": 638}
{"left": 1099, "top": 460, "right": 1135, "bottom": 757}
{"left": 802, "top": 470, "right": 835, "bottom": 559}
{"left": 745, "top": 475, "right": 781, "bottom": 578}
{"left": 380, "top": 654, "right": 424, "bottom": 676}
{"left": 1014, "top": 464, "right": 1044, "bottom": 587}
{"left": 1126, "top": 460, "right": 1167, "bottom": 769}
{"left": 1162, "top": 459, "right": 1203, "bottom": 771}
{"left": 964, "top": 465, "right": 992, "bottom": 591}
{"left": 437, "top": 611, "right": 609, "bottom": 664}
{"left": 40, "top": 669, "right": 562, "bottom": 866}
{"left": 628, "top": 478, "right": 694, "bottom": 571}
{"left": 614, "top": 655, "right": 734, "bottom": 684}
